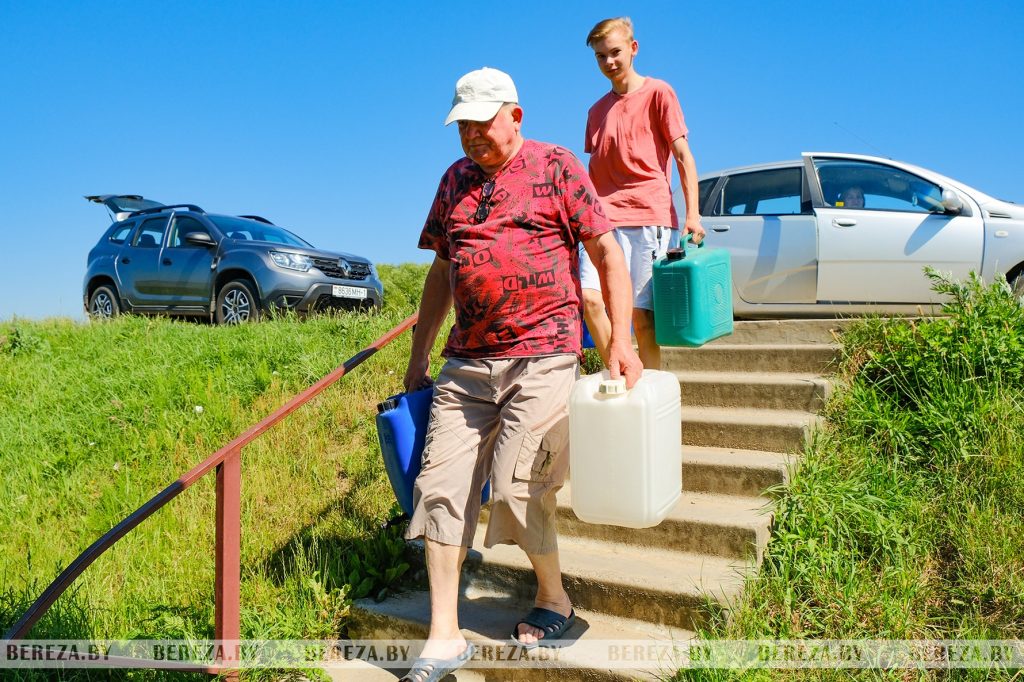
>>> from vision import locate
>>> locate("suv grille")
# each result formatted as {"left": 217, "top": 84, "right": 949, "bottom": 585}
{"left": 312, "top": 258, "right": 371, "bottom": 280}
{"left": 313, "top": 295, "right": 373, "bottom": 312}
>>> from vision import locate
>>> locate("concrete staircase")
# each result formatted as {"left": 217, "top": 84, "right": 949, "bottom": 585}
{"left": 338, "top": 320, "right": 849, "bottom": 681}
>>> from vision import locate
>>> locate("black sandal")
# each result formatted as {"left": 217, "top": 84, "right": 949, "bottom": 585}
{"left": 510, "top": 607, "right": 577, "bottom": 649}
{"left": 399, "top": 641, "right": 475, "bottom": 682}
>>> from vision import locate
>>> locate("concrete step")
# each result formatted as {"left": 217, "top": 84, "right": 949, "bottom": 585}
{"left": 336, "top": 319, "right": 844, "bottom": 682}
{"left": 682, "top": 407, "right": 819, "bottom": 453}
{"left": 326, "top": 656, "right": 485, "bottom": 682}
{"left": 709, "top": 319, "right": 856, "bottom": 346}
{"left": 519, "top": 486, "right": 774, "bottom": 562}
{"left": 348, "top": 590, "right": 694, "bottom": 681}
{"left": 663, "top": 343, "right": 840, "bottom": 375}
{"left": 677, "top": 370, "right": 832, "bottom": 411}
{"left": 682, "top": 446, "right": 796, "bottom": 497}
{"left": 405, "top": 525, "right": 747, "bottom": 632}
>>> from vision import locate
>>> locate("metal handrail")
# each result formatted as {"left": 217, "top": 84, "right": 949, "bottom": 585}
{"left": 4, "top": 313, "right": 419, "bottom": 666}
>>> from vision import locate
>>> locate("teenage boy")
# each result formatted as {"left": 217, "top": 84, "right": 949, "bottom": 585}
{"left": 579, "top": 16, "right": 706, "bottom": 370}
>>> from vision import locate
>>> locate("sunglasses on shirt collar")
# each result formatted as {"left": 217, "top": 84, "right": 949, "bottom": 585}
{"left": 475, "top": 180, "right": 495, "bottom": 224}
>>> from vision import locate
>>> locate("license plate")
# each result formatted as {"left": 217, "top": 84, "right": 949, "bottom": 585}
{"left": 332, "top": 285, "right": 367, "bottom": 300}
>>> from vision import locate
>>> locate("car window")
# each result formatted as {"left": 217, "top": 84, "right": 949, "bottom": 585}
{"left": 226, "top": 229, "right": 255, "bottom": 240}
{"left": 252, "top": 232, "right": 294, "bottom": 245}
{"left": 697, "top": 178, "right": 717, "bottom": 214}
{"left": 219, "top": 228, "right": 293, "bottom": 245}
{"left": 169, "top": 216, "right": 210, "bottom": 247}
{"left": 132, "top": 216, "right": 169, "bottom": 248}
{"left": 814, "top": 159, "right": 945, "bottom": 213}
{"left": 719, "top": 168, "right": 804, "bottom": 216}
{"left": 104, "top": 196, "right": 165, "bottom": 213}
{"left": 109, "top": 222, "right": 135, "bottom": 243}
{"left": 208, "top": 216, "right": 312, "bottom": 247}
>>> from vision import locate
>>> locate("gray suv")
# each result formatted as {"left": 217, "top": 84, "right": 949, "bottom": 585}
{"left": 83, "top": 195, "right": 383, "bottom": 322}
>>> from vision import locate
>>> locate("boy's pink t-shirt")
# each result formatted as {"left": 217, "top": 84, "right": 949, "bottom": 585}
{"left": 585, "top": 77, "right": 688, "bottom": 228}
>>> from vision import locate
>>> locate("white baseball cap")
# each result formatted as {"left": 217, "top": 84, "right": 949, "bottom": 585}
{"left": 444, "top": 67, "right": 519, "bottom": 126}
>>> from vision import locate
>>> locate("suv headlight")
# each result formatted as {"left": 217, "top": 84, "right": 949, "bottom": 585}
{"left": 270, "top": 251, "right": 312, "bottom": 272}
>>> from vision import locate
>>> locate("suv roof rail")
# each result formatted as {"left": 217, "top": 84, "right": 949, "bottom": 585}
{"left": 238, "top": 214, "right": 274, "bottom": 225}
{"left": 129, "top": 204, "right": 205, "bottom": 217}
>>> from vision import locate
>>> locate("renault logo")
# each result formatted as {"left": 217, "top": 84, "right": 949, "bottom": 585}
{"left": 338, "top": 258, "right": 351, "bottom": 277}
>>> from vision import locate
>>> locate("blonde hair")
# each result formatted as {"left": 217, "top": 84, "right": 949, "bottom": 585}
{"left": 586, "top": 17, "right": 634, "bottom": 46}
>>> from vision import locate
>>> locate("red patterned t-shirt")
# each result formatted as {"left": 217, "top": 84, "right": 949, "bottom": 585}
{"left": 420, "top": 139, "right": 613, "bottom": 359}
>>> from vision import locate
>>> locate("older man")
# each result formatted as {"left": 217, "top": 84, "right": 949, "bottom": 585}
{"left": 399, "top": 66, "right": 640, "bottom": 681}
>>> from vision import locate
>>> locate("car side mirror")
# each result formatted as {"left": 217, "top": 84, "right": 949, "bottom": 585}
{"left": 941, "top": 189, "right": 964, "bottom": 215}
{"left": 184, "top": 231, "right": 217, "bottom": 247}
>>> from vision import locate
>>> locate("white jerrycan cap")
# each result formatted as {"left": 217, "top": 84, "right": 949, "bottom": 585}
{"left": 598, "top": 378, "right": 628, "bottom": 395}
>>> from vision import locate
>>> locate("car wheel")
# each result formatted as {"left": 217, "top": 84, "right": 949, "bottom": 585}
{"left": 1011, "top": 273, "right": 1024, "bottom": 298}
{"left": 88, "top": 285, "right": 121, "bottom": 319}
{"left": 216, "top": 279, "right": 260, "bottom": 324}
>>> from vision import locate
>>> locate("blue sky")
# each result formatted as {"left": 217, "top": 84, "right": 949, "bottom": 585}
{"left": 1, "top": 0, "right": 1021, "bottom": 320}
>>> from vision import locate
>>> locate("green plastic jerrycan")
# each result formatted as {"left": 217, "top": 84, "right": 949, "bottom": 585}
{"left": 652, "top": 235, "right": 733, "bottom": 347}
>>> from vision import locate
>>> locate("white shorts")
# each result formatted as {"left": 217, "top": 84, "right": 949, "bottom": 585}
{"left": 579, "top": 226, "right": 680, "bottom": 311}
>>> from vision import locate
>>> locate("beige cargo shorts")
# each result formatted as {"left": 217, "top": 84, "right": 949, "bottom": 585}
{"left": 405, "top": 354, "right": 577, "bottom": 555}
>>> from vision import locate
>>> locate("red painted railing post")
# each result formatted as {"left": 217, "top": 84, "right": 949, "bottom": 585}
{"left": 215, "top": 446, "right": 241, "bottom": 679}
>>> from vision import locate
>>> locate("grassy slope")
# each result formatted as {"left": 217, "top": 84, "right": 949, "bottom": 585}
{"left": 679, "top": 273, "right": 1024, "bottom": 681}
{"left": 5, "top": 268, "right": 1023, "bottom": 681}
{"left": 0, "top": 264, "right": 432, "bottom": 678}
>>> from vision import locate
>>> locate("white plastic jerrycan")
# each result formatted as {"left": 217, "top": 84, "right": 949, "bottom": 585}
{"left": 569, "top": 369, "right": 682, "bottom": 528}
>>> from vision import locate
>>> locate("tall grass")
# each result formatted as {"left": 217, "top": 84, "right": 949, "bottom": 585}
{"left": 676, "top": 271, "right": 1024, "bottom": 681}
{"left": 12, "top": 265, "right": 1022, "bottom": 680}
{"left": 0, "top": 264, "right": 433, "bottom": 680}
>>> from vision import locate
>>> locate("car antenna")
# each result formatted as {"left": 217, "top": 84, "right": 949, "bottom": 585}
{"left": 832, "top": 121, "right": 888, "bottom": 157}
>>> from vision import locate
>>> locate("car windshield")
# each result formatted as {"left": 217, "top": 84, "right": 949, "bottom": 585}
{"left": 209, "top": 216, "right": 312, "bottom": 247}
{"left": 902, "top": 163, "right": 1014, "bottom": 205}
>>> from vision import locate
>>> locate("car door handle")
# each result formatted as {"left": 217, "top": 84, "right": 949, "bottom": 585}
{"left": 832, "top": 218, "right": 858, "bottom": 227}
{"left": 710, "top": 224, "right": 731, "bottom": 232}
{"left": 121, "top": 257, "right": 131, "bottom": 264}
{"left": 163, "top": 258, "right": 173, "bottom": 265}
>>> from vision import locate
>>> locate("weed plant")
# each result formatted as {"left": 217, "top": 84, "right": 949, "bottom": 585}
{"left": 676, "top": 271, "right": 1024, "bottom": 681}
{"left": 0, "top": 264, "right": 436, "bottom": 680}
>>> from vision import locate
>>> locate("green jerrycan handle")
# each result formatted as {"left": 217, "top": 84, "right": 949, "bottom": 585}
{"left": 665, "top": 232, "right": 706, "bottom": 260}
{"left": 681, "top": 232, "right": 706, "bottom": 250}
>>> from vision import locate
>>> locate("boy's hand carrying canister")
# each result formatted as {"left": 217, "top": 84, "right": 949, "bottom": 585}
{"left": 569, "top": 370, "right": 682, "bottom": 528}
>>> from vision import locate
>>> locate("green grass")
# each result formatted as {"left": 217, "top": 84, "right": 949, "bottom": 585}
{"left": 9, "top": 266, "right": 1023, "bottom": 681}
{"left": 0, "top": 263, "right": 434, "bottom": 680}
{"left": 675, "top": 271, "right": 1024, "bottom": 681}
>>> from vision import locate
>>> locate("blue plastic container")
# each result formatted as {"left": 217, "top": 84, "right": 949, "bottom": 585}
{"left": 652, "top": 236, "right": 733, "bottom": 347}
{"left": 581, "top": 317, "right": 634, "bottom": 351}
{"left": 581, "top": 319, "right": 596, "bottom": 349}
{"left": 375, "top": 387, "right": 489, "bottom": 517}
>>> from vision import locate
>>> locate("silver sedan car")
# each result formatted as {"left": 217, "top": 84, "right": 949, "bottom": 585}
{"left": 678, "top": 152, "right": 1024, "bottom": 317}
